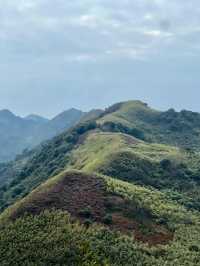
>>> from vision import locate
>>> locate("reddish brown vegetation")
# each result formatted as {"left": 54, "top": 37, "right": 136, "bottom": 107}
{"left": 10, "top": 171, "right": 173, "bottom": 246}
{"left": 107, "top": 195, "right": 173, "bottom": 246}
{"left": 11, "top": 172, "right": 107, "bottom": 222}
{"left": 134, "top": 227, "right": 174, "bottom": 246}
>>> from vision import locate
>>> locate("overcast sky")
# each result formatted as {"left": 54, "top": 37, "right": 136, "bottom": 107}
{"left": 0, "top": 0, "right": 199, "bottom": 117}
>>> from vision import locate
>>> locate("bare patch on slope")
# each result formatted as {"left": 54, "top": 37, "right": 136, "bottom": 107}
{"left": 106, "top": 194, "right": 173, "bottom": 246}
{"left": 9, "top": 171, "right": 173, "bottom": 246}
{"left": 11, "top": 172, "right": 107, "bottom": 222}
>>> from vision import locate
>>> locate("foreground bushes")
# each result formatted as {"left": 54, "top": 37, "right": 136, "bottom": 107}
{"left": 0, "top": 210, "right": 200, "bottom": 266}
{"left": 0, "top": 211, "right": 149, "bottom": 266}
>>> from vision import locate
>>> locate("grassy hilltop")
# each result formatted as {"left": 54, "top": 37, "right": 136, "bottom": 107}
{"left": 0, "top": 100, "right": 200, "bottom": 265}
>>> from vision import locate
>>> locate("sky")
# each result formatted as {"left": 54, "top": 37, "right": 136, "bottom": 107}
{"left": 0, "top": 0, "right": 200, "bottom": 118}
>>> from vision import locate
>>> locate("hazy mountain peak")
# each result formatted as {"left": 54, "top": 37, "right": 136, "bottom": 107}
{"left": 0, "top": 107, "right": 84, "bottom": 162}
{"left": 25, "top": 114, "right": 49, "bottom": 123}
{"left": 51, "top": 108, "right": 84, "bottom": 124}
{"left": 0, "top": 109, "right": 16, "bottom": 118}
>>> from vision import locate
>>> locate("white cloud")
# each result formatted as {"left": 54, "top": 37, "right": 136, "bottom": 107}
{"left": 144, "top": 30, "right": 162, "bottom": 37}
{"left": 144, "top": 30, "right": 174, "bottom": 38}
{"left": 144, "top": 14, "right": 155, "bottom": 21}
{"left": 0, "top": 0, "right": 200, "bottom": 116}
{"left": 0, "top": 0, "right": 199, "bottom": 62}
{"left": 64, "top": 53, "right": 97, "bottom": 62}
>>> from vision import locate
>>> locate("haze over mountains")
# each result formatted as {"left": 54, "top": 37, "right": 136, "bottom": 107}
{"left": 0, "top": 108, "right": 85, "bottom": 162}
{"left": 1, "top": 100, "right": 200, "bottom": 265}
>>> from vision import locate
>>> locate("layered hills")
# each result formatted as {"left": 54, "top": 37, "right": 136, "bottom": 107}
{"left": 0, "top": 100, "right": 200, "bottom": 265}
{"left": 0, "top": 108, "right": 84, "bottom": 162}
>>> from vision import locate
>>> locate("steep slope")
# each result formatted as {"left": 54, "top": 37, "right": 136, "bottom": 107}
{"left": 0, "top": 120, "right": 97, "bottom": 210}
{"left": 0, "top": 170, "right": 185, "bottom": 244}
{"left": 68, "top": 131, "right": 200, "bottom": 210}
{"left": 1, "top": 101, "right": 200, "bottom": 213}
{"left": 1, "top": 100, "right": 200, "bottom": 265}
{"left": 0, "top": 170, "right": 200, "bottom": 265}
{"left": 2, "top": 128, "right": 200, "bottom": 214}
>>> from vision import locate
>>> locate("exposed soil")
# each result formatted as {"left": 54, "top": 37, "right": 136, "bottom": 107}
{"left": 11, "top": 172, "right": 107, "bottom": 222}
{"left": 106, "top": 195, "right": 173, "bottom": 246}
{"left": 134, "top": 227, "right": 174, "bottom": 246}
{"left": 10, "top": 171, "right": 173, "bottom": 246}
{"left": 111, "top": 212, "right": 139, "bottom": 232}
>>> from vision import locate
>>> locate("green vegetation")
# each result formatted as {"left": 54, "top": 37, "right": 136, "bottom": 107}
{"left": 0, "top": 210, "right": 163, "bottom": 266}
{"left": 2, "top": 210, "right": 200, "bottom": 266}
{"left": 1, "top": 100, "right": 200, "bottom": 265}
{"left": 66, "top": 131, "right": 200, "bottom": 211}
{"left": 99, "top": 100, "right": 200, "bottom": 150}
{"left": 0, "top": 121, "right": 98, "bottom": 211}
{"left": 1, "top": 172, "right": 200, "bottom": 265}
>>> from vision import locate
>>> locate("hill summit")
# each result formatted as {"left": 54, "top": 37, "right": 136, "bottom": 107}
{"left": 0, "top": 100, "right": 200, "bottom": 266}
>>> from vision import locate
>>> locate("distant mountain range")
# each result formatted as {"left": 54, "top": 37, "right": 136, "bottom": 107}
{"left": 0, "top": 108, "right": 86, "bottom": 162}
{"left": 1, "top": 100, "right": 200, "bottom": 265}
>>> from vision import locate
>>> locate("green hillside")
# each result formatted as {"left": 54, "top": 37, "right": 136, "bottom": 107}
{"left": 1, "top": 101, "right": 200, "bottom": 213}
{"left": 99, "top": 100, "right": 200, "bottom": 150}
{"left": 1, "top": 100, "right": 200, "bottom": 265}
{"left": 2, "top": 129, "right": 200, "bottom": 213}
{"left": 0, "top": 170, "right": 200, "bottom": 265}
{"left": 67, "top": 131, "right": 200, "bottom": 210}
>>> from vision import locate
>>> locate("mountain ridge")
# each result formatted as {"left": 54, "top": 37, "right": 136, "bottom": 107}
{"left": 24, "top": 114, "right": 49, "bottom": 124}
{"left": 0, "top": 100, "right": 200, "bottom": 265}
{"left": 0, "top": 107, "right": 84, "bottom": 162}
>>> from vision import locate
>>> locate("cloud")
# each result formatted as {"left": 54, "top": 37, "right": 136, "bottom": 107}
{"left": 0, "top": 0, "right": 199, "bottom": 62}
{"left": 0, "top": 0, "right": 200, "bottom": 116}
{"left": 0, "top": 0, "right": 200, "bottom": 60}
{"left": 143, "top": 30, "right": 173, "bottom": 38}
{"left": 0, "top": 0, "right": 199, "bottom": 65}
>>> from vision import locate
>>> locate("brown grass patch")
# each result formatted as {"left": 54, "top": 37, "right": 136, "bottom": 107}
{"left": 10, "top": 171, "right": 173, "bottom": 246}
{"left": 11, "top": 172, "right": 107, "bottom": 222}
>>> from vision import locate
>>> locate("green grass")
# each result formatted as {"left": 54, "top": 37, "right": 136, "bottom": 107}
{"left": 0, "top": 210, "right": 163, "bottom": 266}
{"left": 68, "top": 131, "right": 181, "bottom": 171}
{"left": 98, "top": 100, "right": 200, "bottom": 150}
{"left": 68, "top": 132, "right": 127, "bottom": 172}
{"left": 2, "top": 128, "right": 200, "bottom": 215}
{"left": 66, "top": 131, "right": 200, "bottom": 212}
{"left": 98, "top": 100, "right": 159, "bottom": 127}
{"left": 0, "top": 170, "right": 68, "bottom": 224}
{"left": 68, "top": 131, "right": 199, "bottom": 179}
{"left": 1, "top": 100, "right": 200, "bottom": 265}
{"left": 2, "top": 100, "right": 200, "bottom": 213}
{"left": 1, "top": 172, "right": 200, "bottom": 265}
{"left": 104, "top": 176, "right": 196, "bottom": 226}
{"left": 1, "top": 210, "right": 200, "bottom": 266}
{"left": 0, "top": 121, "right": 97, "bottom": 212}
{"left": 1, "top": 168, "right": 194, "bottom": 225}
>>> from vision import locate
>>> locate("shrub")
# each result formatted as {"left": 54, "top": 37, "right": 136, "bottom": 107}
{"left": 103, "top": 214, "right": 113, "bottom": 225}
{"left": 101, "top": 122, "right": 145, "bottom": 140}
{"left": 160, "top": 159, "right": 172, "bottom": 170}
{"left": 189, "top": 245, "right": 199, "bottom": 252}
{"left": 84, "top": 219, "right": 93, "bottom": 228}
{"left": 79, "top": 207, "right": 93, "bottom": 219}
